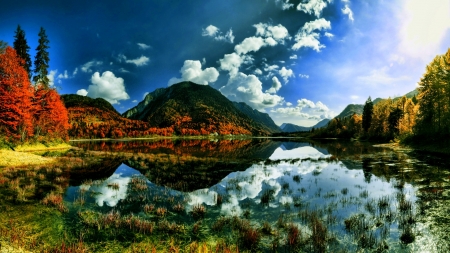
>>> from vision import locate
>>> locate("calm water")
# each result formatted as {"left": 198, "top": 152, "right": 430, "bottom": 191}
{"left": 1, "top": 138, "right": 449, "bottom": 252}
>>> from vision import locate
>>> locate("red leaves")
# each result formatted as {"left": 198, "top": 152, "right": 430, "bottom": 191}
{"left": 0, "top": 46, "right": 69, "bottom": 141}
{"left": 0, "top": 47, "right": 34, "bottom": 140}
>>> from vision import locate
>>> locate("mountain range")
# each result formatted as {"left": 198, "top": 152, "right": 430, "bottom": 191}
{"left": 280, "top": 119, "right": 330, "bottom": 133}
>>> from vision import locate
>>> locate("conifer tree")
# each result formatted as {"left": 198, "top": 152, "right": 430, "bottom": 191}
{"left": 362, "top": 97, "right": 373, "bottom": 133}
{"left": 33, "top": 27, "right": 50, "bottom": 88}
{"left": 13, "top": 25, "right": 32, "bottom": 79}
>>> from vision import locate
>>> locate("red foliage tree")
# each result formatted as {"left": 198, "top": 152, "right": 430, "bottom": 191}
{"left": 33, "top": 85, "right": 70, "bottom": 140}
{"left": 0, "top": 47, "right": 34, "bottom": 141}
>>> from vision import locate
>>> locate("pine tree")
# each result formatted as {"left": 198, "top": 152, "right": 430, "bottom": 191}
{"left": 13, "top": 25, "right": 32, "bottom": 79}
{"left": 362, "top": 97, "right": 373, "bottom": 133}
{"left": 33, "top": 27, "right": 50, "bottom": 88}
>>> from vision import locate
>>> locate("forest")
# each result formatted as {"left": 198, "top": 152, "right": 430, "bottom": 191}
{"left": 309, "top": 47, "right": 450, "bottom": 150}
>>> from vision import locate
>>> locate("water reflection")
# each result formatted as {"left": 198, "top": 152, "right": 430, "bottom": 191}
{"left": 61, "top": 139, "right": 449, "bottom": 251}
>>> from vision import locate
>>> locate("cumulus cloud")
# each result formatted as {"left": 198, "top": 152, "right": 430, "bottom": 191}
{"left": 292, "top": 18, "right": 331, "bottom": 51}
{"left": 57, "top": 70, "right": 69, "bottom": 79}
{"left": 324, "top": 32, "right": 334, "bottom": 38}
{"left": 77, "top": 89, "right": 88, "bottom": 96}
{"left": 219, "top": 72, "right": 284, "bottom": 110}
{"left": 253, "top": 23, "right": 290, "bottom": 43}
{"left": 277, "top": 0, "right": 294, "bottom": 10}
{"left": 168, "top": 60, "right": 219, "bottom": 86}
{"left": 81, "top": 60, "right": 103, "bottom": 73}
{"left": 342, "top": 3, "right": 354, "bottom": 21}
{"left": 279, "top": 67, "right": 294, "bottom": 83}
{"left": 79, "top": 71, "right": 130, "bottom": 104}
{"left": 254, "top": 68, "right": 263, "bottom": 75}
{"left": 290, "top": 54, "right": 298, "bottom": 60}
{"left": 202, "top": 25, "right": 235, "bottom": 43}
{"left": 297, "top": 0, "right": 331, "bottom": 17}
{"left": 266, "top": 76, "right": 282, "bottom": 94}
{"left": 235, "top": 36, "right": 266, "bottom": 55}
{"left": 137, "top": 43, "right": 151, "bottom": 50}
{"left": 270, "top": 98, "right": 334, "bottom": 121}
{"left": 219, "top": 52, "right": 251, "bottom": 76}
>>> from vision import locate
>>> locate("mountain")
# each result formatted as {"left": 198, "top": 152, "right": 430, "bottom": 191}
{"left": 61, "top": 94, "right": 150, "bottom": 138}
{"left": 335, "top": 104, "right": 364, "bottom": 119}
{"left": 122, "top": 81, "right": 272, "bottom": 135}
{"left": 280, "top": 119, "right": 330, "bottom": 133}
{"left": 232, "top": 102, "right": 281, "bottom": 133}
{"left": 122, "top": 88, "right": 166, "bottom": 119}
{"left": 335, "top": 89, "right": 419, "bottom": 119}
{"left": 281, "top": 123, "right": 311, "bottom": 132}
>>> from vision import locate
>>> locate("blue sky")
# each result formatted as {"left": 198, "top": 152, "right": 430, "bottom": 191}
{"left": 1, "top": 0, "right": 449, "bottom": 126}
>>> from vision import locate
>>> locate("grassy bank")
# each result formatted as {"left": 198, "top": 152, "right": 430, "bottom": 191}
{"left": 0, "top": 142, "right": 72, "bottom": 168}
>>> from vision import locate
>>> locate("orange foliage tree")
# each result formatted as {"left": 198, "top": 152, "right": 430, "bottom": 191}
{"left": 0, "top": 46, "right": 34, "bottom": 141}
{"left": 33, "top": 85, "right": 70, "bottom": 140}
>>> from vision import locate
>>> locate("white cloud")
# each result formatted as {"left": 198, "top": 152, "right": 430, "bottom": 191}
{"left": 266, "top": 76, "right": 282, "bottom": 94}
{"left": 132, "top": 100, "right": 138, "bottom": 103}
{"left": 125, "top": 55, "right": 149, "bottom": 66}
{"left": 270, "top": 98, "right": 335, "bottom": 122}
{"left": 398, "top": 0, "right": 450, "bottom": 60}
{"left": 279, "top": 67, "right": 294, "bottom": 83}
{"left": 264, "top": 64, "right": 280, "bottom": 72}
{"left": 254, "top": 23, "right": 290, "bottom": 42}
{"left": 47, "top": 70, "right": 57, "bottom": 87}
{"left": 81, "top": 60, "right": 103, "bottom": 73}
{"left": 219, "top": 72, "right": 284, "bottom": 110}
{"left": 299, "top": 74, "right": 309, "bottom": 78}
{"left": 118, "top": 68, "right": 129, "bottom": 73}
{"left": 219, "top": 52, "right": 247, "bottom": 76}
{"left": 73, "top": 68, "right": 78, "bottom": 76}
{"left": 77, "top": 89, "right": 88, "bottom": 96}
{"left": 137, "top": 43, "right": 150, "bottom": 50}
{"left": 202, "top": 25, "right": 235, "bottom": 43}
{"left": 235, "top": 36, "right": 266, "bottom": 55}
{"left": 342, "top": 4, "right": 354, "bottom": 22}
{"left": 81, "top": 71, "right": 130, "bottom": 104}
{"left": 290, "top": 54, "right": 298, "bottom": 60}
{"left": 143, "top": 92, "right": 149, "bottom": 99}
{"left": 168, "top": 60, "right": 219, "bottom": 86}
{"left": 292, "top": 18, "right": 331, "bottom": 51}
{"left": 57, "top": 70, "right": 69, "bottom": 79}
{"left": 254, "top": 68, "right": 263, "bottom": 75}
{"left": 297, "top": 0, "right": 332, "bottom": 18}
{"left": 324, "top": 32, "right": 334, "bottom": 38}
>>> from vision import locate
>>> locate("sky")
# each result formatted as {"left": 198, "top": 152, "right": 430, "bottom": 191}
{"left": 1, "top": 0, "right": 449, "bottom": 126}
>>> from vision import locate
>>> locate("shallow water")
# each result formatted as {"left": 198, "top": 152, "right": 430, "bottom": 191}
{"left": 1, "top": 138, "right": 449, "bottom": 252}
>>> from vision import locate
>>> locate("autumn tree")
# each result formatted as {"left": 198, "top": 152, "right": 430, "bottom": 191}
{"left": 33, "top": 27, "right": 50, "bottom": 88}
{"left": 0, "top": 46, "right": 34, "bottom": 141}
{"left": 362, "top": 97, "right": 373, "bottom": 133}
{"left": 33, "top": 85, "right": 70, "bottom": 140}
{"left": 13, "top": 25, "right": 32, "bottom": 79}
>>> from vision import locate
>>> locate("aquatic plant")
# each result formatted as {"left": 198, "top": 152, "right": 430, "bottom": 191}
{"left": 191, "top": 204, "right": 206, "bottom": 220}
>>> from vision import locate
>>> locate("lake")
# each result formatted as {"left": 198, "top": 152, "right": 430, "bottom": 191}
{"left": 1, "top": 138, "right": 449, "bottom": 252}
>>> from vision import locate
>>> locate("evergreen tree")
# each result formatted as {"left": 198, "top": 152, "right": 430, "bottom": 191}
{"left": 362, "top": 97, "right": 373, "bottom": 133}
{"left": 33, "top": 27, "right": 50, "bottom": 88}
{"left": 13, "top": 25, "right": 32, "bottom": 79}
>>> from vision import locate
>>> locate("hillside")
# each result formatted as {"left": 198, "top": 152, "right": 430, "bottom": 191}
{"left": 61, "top": 94, "right": 151, "bottom": 138}
{"left": 232, "top": 102, "right": 281, "bottom": 133}
{"left": 123, "top": 81, "right": 271, "bottom": 136}
{"left": 280, "top": 119, "right": 330, "bottom": 133}
{"left": 122, "top": 88, "right": 166, "bottom": 119}
{"left": 335, "top": 104, "right": 364, "bottom": 119}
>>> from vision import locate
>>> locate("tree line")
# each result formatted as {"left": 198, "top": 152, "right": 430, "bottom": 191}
{"left": 0, "top": 26, "right": 69, "bottom": 144}
{"left": 311, "top": 49, "right": 450, "bottom": 143}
